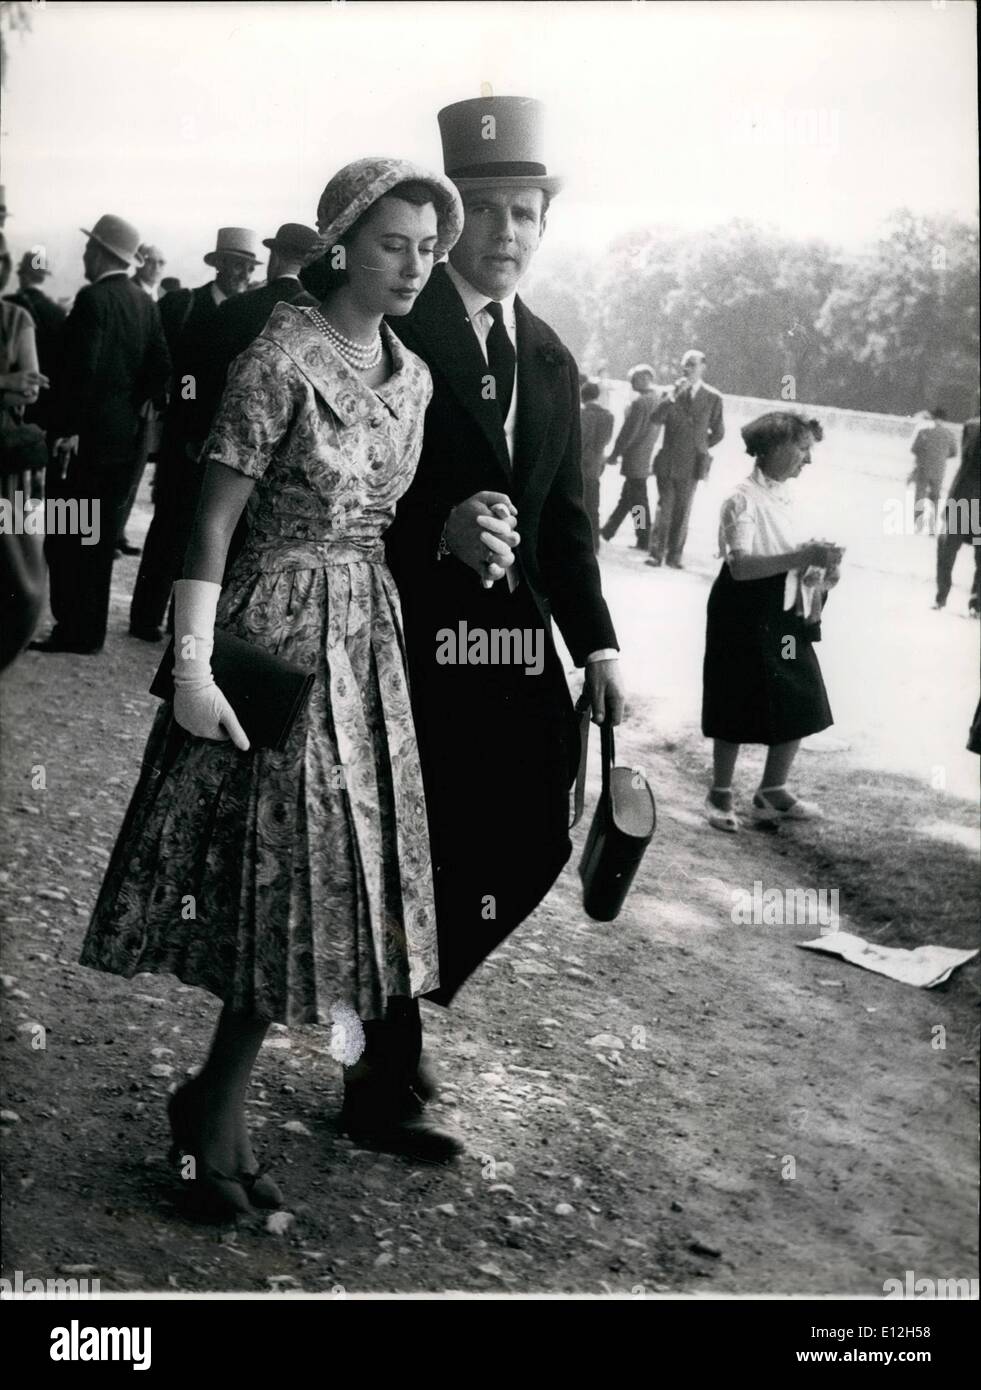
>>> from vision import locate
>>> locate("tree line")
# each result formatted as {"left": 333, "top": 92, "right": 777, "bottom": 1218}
{"left": 525, "top": 210, "right": 980, "bottom": 421}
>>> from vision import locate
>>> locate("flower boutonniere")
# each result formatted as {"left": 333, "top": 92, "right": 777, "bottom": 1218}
{"left": 538, "top": 340, "right": 565, "bottom": 369}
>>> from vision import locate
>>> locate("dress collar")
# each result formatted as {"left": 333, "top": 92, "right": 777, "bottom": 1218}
{"left": 751, "top": 464, "right": 792, "bottom": 502}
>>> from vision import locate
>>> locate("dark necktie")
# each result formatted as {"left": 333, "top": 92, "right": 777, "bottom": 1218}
{"left": 484, "top": 300, "right": 516, "bottom": 423}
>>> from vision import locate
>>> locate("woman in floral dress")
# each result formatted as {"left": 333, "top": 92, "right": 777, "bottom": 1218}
{"left": 80, "top": 159, "right": 465, "bottom": 1218}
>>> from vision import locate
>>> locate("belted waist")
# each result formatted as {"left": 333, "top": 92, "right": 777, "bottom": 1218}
{"left": 238, "top": 535, "right": 387, "bottom": 572}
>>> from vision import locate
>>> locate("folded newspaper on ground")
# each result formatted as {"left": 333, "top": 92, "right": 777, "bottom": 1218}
{"left": 797, "top": 931, "right": 979, "bottom": 988}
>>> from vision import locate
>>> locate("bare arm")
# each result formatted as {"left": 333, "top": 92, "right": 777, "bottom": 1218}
{"left": 728, "top": 540, "right": 835, "bottom": 581}
{"left": 182, "top": 462, "right": 255, "bottom": 584}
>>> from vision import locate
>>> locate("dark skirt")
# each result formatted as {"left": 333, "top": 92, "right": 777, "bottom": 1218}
{"left": 701, "top": 564, "right": 833, "bottom": 746}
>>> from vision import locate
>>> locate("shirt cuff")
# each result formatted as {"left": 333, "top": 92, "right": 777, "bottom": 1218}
{"left": 585, "top": 649, "right": 618, "bottom": 663}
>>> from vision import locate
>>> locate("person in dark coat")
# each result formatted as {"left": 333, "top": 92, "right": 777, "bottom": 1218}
{"left": 30, "top": 216, "right": 170, "bottom": 654}
{"left": 702, "top": 411, "right": 841, "bottom": 832}
{"left": 211, "top": 223, "right": 321, "bottom": 371}
{"left": 647, "top": 348, "right": 725, "bottom": 568}
{"left": 377, "top": 98, "right": 623, "bottom": 1142}
{"left": 599, "top": 364, "right": 662, "bottom": 549}
{"left": 934, "top": 417, "right": 980, "bottom": 614}
{"left": 4, "top": 252, "right": 67, "bottom": 434}
{"left": 115, "top": 243, "right": 168, "bottom": 555}
{"left": 129, "top": 228, "right": 260, "bottom": 639}
{"left": 909, "top": 408, "right": 957, "bottom": 536}
{"left": 579, "top": 379, "right": 614, "bottom": 550}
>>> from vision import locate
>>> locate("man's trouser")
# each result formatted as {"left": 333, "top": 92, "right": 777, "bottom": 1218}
{"left": 130, "top": 445, "right": 202, "bottom": 632}
{"left": 650, "top": 474, "right": 697, "bottom": 564}
{"left": 602, "top": 477, "right": 650, "bottom": 544}
{"left": 936, "top": 528, "right": 981, "bottom": 607}
{"left": 45, "top": 452, "right": 130, "bottom": 649}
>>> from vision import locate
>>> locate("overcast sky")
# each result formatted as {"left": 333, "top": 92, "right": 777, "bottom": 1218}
{"left": 3, "top": 0, "right": 978, "bottom": 298}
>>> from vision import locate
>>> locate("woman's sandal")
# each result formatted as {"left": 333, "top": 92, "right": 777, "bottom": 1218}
{"left": 167, "top": 1083, "right": 262, "bottom": 1221}
{"left": 705, "top": 790, "right": 740, "bottom": 833}
{"left": 751, "top": 786, "right": 823, "bottom": 823}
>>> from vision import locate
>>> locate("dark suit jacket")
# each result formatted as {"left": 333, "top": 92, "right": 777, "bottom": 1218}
{"left": 652, "top": 383, "right": 725, "bottom": 483}
{"left": 54, "top": 273, "right": 170, "bottom": 477}
{"left": 947, "top": 419, "right": 980, "bottom": 508}
{"left": 580, "top": 400, "right": 615, "bottom": 481}
{"left": 158, "top": 281, "right": 226, "bottom": 451}
{"left": 386, "top": 263, "right": 618, "bottom": 1000}
{"left": 612, "top": 389, "right": 662, "bottom": 480}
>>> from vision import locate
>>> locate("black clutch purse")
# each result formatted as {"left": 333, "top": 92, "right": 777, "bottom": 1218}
{"left": 150, "top": 630, "right": 316, "bottom": 753}
{"left": 571, "top": 701, "right": 656, "bottom": 922}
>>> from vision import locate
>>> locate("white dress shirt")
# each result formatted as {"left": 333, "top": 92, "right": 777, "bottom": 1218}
{"left": 210, "top": 282, "right": 227, "bottom": 307}
{"left": 444, "top": 262, "right": 616, "bottom": 665}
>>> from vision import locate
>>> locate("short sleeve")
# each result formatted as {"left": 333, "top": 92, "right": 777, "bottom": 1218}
{"left": 719, "top": 490, "right": 758, "bottom": 556}
{"left": 202, "top": 337, "right": 301, "bottom": 481}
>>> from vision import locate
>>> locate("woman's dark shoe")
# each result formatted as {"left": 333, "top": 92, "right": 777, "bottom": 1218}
{"left": 167, "top": 1084, "right": 256, "bottom": 1222}
{"left": 238, "top": 1165, "right": 284, "bottom": 1210}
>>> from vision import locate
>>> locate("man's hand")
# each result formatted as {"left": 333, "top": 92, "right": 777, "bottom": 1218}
{"left": 444, "top": 491, "right": 520, "bottom": 585}
{"left": 4, "top": 368, "right": 49, "bottom": 403}
{"left": 584, "top": 658, "right": 625, "bottom": 726}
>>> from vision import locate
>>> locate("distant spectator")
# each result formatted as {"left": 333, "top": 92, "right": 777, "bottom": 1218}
{"left": 647, "top": 348, "right": 725, "bottom": 569}
{"left": 934, "top": 416, "right": 980, "bottom": 615}
{"left": 4, "top": 251, "right": 66, "bottom": 433}
{"left": 599, "top": 364, "right": 661, "bottom": 549}
{"left": 132, "top": 243, "right": 166, "bottom": 301}
{"left": 702, "top": 412, "right": 841, "bottom": 832}
{"left": 158, "top": 276, "right": 181, "bottom": 298}
{"left": 580, "top": 380, "right": 614, "bottom": 551}
{"left": 909, "top": 408, "right": 957, "bottom": 535}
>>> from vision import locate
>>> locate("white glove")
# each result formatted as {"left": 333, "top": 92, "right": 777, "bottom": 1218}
{"left": 172, "top": 578, "right": 250, "bottom": 750}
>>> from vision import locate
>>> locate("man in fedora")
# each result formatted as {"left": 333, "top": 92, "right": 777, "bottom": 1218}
{"left": 4, "top": 250, "right": 67, "bottom": 432}
{"left": 647, "top": 348, "right": 725, "bottom": 569}
{"left": 30, "top": 215, "right": 170, "bottom": 654}
{"left": 213, "top": 222, "right": 321, "bottom": 368}
{"left": 130, "top": 226, "right": 260, "bottom": 640}
{"left": 372, "top": 95, "right": 624, "bottom": 1159}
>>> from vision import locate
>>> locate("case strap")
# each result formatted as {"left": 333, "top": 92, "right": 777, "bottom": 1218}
{"left": 570, "top": 695, "right": 616, "bottom": 829}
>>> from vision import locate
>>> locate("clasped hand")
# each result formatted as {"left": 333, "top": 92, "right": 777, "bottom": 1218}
{"left": 444, "top": 491, "right": 520, "bottom": 588}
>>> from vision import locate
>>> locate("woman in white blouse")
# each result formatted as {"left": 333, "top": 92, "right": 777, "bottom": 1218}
{"left": 702, "top": 411, "right": 842, "bottom": 831}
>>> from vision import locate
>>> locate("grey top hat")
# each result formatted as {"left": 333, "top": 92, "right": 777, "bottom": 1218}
{"left": 262, "top": 223, "right": 324, "bottom": 259}
{"left": 203, "top": 227, "right": 262, "bottom": 267}
{"left": 437, "top": 96, "right": 563, "bottom": 196}
{"left": 80, "top": 214, "right": 144, "bottom": 267}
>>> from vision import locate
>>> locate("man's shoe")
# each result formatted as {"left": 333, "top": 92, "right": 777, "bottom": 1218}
{"left": 129, "top": 624, "right": 164, "bottom": 642}
{"left": 645, "top": 557, "right": 663, "bottom": 568}
{"left": 340, "top": 1083, "right": 462, "bottom": 1164}
{"left": 29, "top": 636, "right": 102, "bottom": 655}
{"left": 666, "top": 559, "right": 684, "bottom": 569}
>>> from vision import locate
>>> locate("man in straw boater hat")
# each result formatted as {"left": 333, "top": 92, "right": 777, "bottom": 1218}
{"left": 130, "top": 226, "right": 260, "bottom": 640}
{"left": 29, "top": 215, "right": 170, "bottom": 655}
{"left": 376, "top": 95, "right": 624, "bottom": 1146}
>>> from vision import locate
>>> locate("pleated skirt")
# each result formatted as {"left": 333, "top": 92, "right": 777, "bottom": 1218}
{"left": 79, "top": 554, "right": 439, "bottom": 1024}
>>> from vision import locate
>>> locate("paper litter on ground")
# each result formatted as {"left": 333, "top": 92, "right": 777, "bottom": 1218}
{"left": 797, "top": 931, "right": 979, "bottom": 988}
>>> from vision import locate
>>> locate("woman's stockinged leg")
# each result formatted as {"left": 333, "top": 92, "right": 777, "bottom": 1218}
{"left": 760, "top": 739, "right": 802, "bottom": 808}
{"left": 185, "top": 1005, "right": 269, "bottom": 1174}
{"left": 710, "top": 739, "right": 740, "bottom": 810}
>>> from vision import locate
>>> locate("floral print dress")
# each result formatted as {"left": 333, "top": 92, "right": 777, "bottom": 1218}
{"left": 80, "top": 303, "right": 440, "bottom": 1024}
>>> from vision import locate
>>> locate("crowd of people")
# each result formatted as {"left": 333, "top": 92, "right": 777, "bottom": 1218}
{"left": 0, "top": 89, "right": 977, "bottom": 1225}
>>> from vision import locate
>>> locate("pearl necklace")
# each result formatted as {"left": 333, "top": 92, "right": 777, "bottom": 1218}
{"left": 307, "top": 307, "right": 383, "bottom": 370}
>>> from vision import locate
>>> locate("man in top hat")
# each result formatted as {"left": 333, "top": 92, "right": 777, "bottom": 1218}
{"left": 30, "top": 215, "right": 170, "bottom": 654}
{"left": 377, "top": 95, "right": 624, "bottom": 1158}
{"left": 4, "top": 250, "right": 67, "bottom": 432}
{"left": 646, "top": 348, "right": 725, "bottom": 569}
{"left": 130, "top": 226, "right": 260, "bottom": 640}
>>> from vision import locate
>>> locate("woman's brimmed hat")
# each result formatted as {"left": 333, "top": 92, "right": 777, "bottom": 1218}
{"left": 315, "top": 157, "right": 464, "bottom": 257}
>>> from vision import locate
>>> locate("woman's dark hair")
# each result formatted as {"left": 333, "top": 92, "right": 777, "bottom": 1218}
{"left": 581, "top": 381, "right": 601, "bottom": 403}
{"left": 301, "top": 180, "right": 441, "bottom": 299}
{"left": 741, "top": 410, "right": 823, "bottom": 459}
